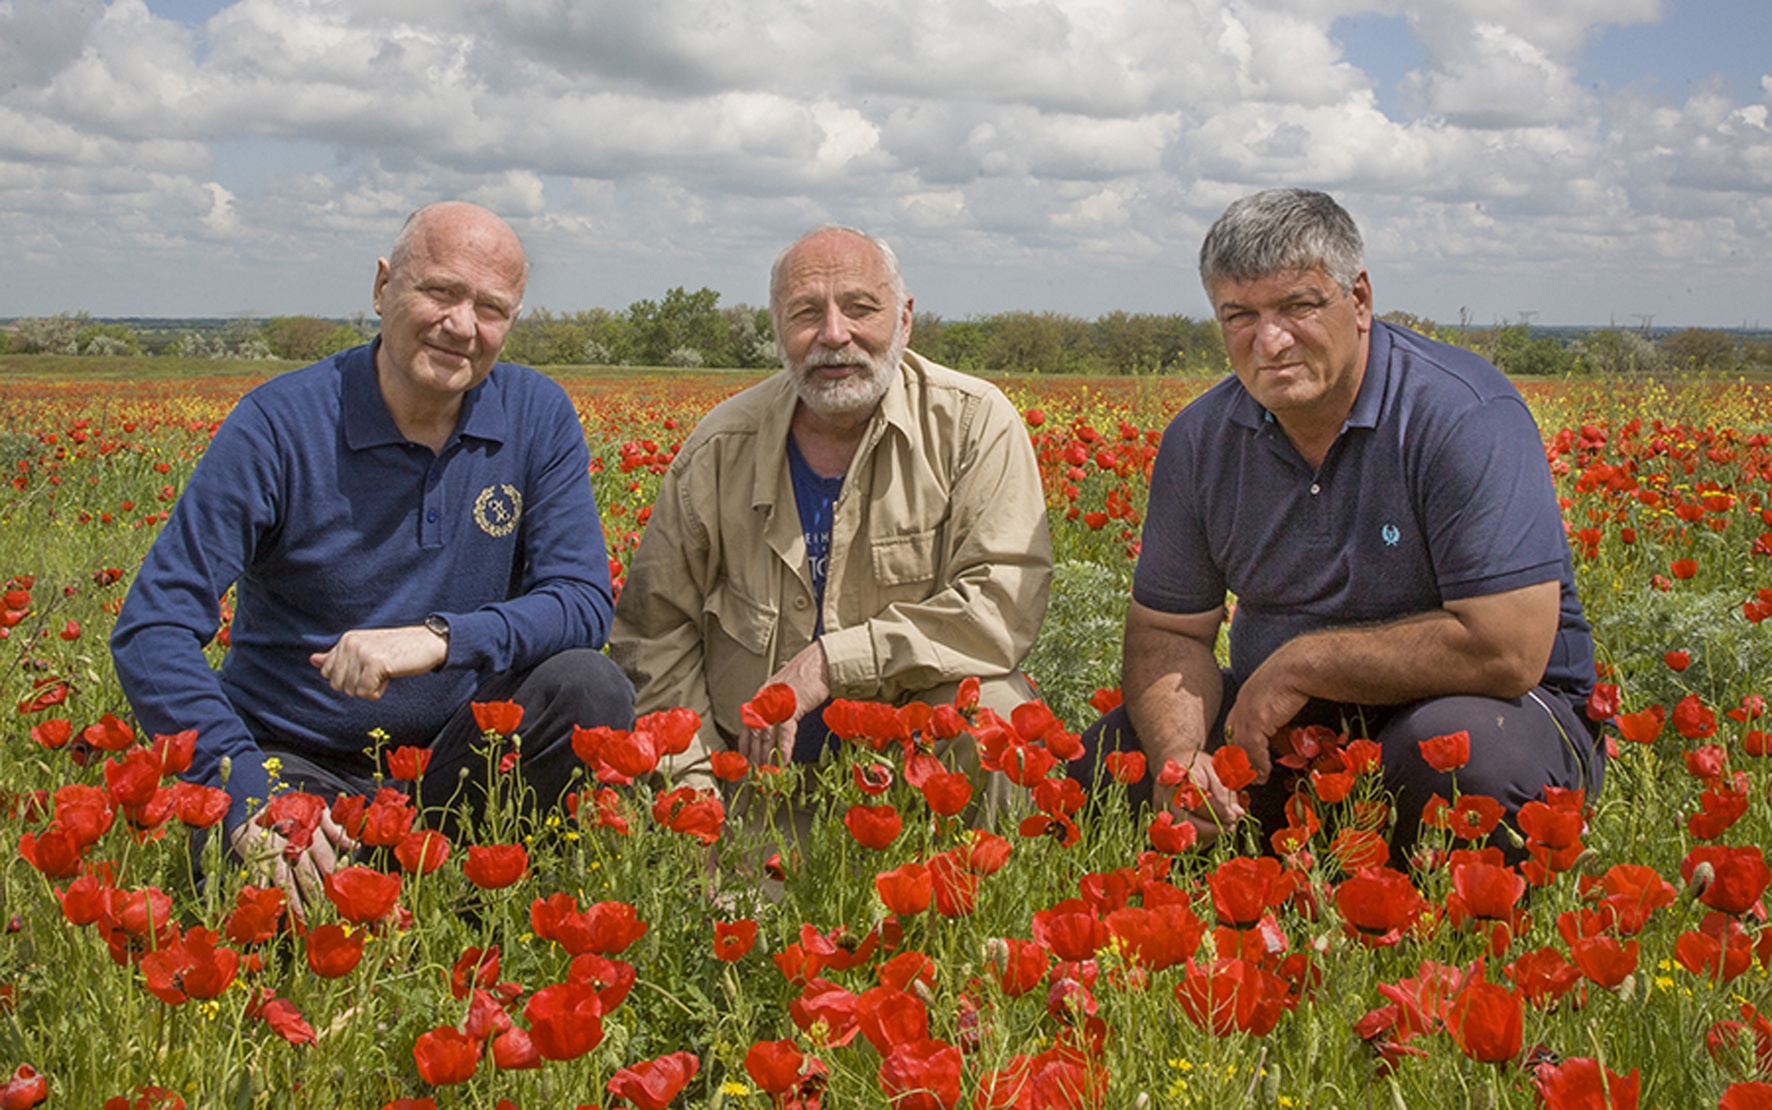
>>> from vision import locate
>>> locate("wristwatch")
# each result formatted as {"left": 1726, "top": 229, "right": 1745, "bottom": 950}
{"left": 424, "top": 614, "right": 450, "bottom": 670}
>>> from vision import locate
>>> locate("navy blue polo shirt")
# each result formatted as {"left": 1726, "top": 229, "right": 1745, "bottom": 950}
{"left": 1133, "top": 321, "right": 1593, "bottom": 697}
{"left": 112, "top": 343, "right": 615, "bottom": 833}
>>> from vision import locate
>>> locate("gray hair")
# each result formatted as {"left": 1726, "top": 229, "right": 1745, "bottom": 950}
{"left": 1199, "top": 189, "right": 1364, "bottom": 294}
{"left": 769, "top": 224, "right": 908, "bottom": 315}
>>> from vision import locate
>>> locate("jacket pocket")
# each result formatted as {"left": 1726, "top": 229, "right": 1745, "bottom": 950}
{"left": 871, "top": 527, "right": 939, "bottom": 589}
{"left": 704, "top": 580, "right": 778, "bottom": 657}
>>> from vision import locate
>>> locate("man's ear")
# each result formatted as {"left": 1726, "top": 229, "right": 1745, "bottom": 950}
{"left": 372, "top": 258, "right": 392, "bottom": 316}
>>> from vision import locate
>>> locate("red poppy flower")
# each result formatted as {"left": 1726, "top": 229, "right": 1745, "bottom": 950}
{"left": 1211, "top": 746, "right": 1256, "bottom": 791}
{"left": 1664, "top": 649, "right": 1691, "bottom": 671}
{"left": 1031, "top": 900, "right": 1105, "bottom": 962}
{"left": 490, "top": 1027, "right": 541, "bottom": 1071}
{"left": 462, "top": 844, "right": 529, "bottom": 889}
{"left": 305, "top": 923, "right": 365, "bottom": 978}
{"left": 1534, "top": 1057, "right": 1640, "bottom": 1110}
{"left": 223, "top": 886, "right": 287, "bottom": 946}
{"left": 605, "top": 1051, "right": 699, "bottom": 1110}
{"left": 81, "top": 712, "right": 135, "bottom": 752}
{"left": 790, "top": 978, "right": 861, "bottom": 1047}
{"left": 1673, "top": 693, "right": 1717, "bottom": 739}
{"left": 1613, "top": 705, "right": 1665, "bottom": 744}
{"left": 1446, "top": 977, "right": 1522, "bottom": 1063}
{"left": 470, "top": 700, "right": 524, "bottom": 736}
{"left": 1106, "top": 903, "right": 1207, "bottom": 972}
{"left": 412, "top": 1025, "right": 479, "bottom": 1086}
{"left": 394, "top": 829, "right": 451, "bottom": 874}
{"left": 857, "top": 986, "right": 929, "bottom": 1055}
{"left": 255, "top": 791, "right": 326, "bottom": 857}
{"left": 929, "top": 852, "right": 980, "bottom": 917}
{"left": 1030, "top": 776, "right": 1085, "bottom": 817}
{"left": 385, "top": 745, "right": 431, "bottom": 780}
{"left": 1670, "top": 557, "right": 1698, "bottom": 579}
{"left": 1683, "top": 845, "right": 1772, "bottom": 916}
{"left": 1504, "top": 947, "right": 1582, "bottom": 1008}
{"left": 1690, "top": 784, "right": 1751, "bottom": 840}
{"left": 1175, "top": 957, "right": 1291, "bottom": 1037}
{"left": 18, "top": 827, "right": 83, "bottom": 879}
{"left": 877, "top": 1038, "right": 962, "bottom": 1110}
{"left": 250, "top": 993, "right": 316, "bottom": 1046}
{"left": 322, "top": 866, "right": 400, "bottom": 924}
{"left": 57, "top": 874, "right": 108, "bottom": 927}
{"left": 580, "top": 901, "right": 649, "bottom": 956}
{"left": 988, "top": 937, "right": 1051, "bottom": 997}
{"left": 1417, "top": 730, "right": 1470, "bottom": 773}
{"left": 920, "top": 771, "right": 973, "bottom": 817}
{"left": 1330, "top": 828, "right": 1388, "bottom": 874}
{"left": 359, "top": 792, "right": 416, "bottom": 848}
{"left": 709, "top": 750, "right": 749, "bottom": 782}
{"left": 1147, "top": 811, "right": 1197, "bottom": 854}
{"left": 1719, "top": 1082, "right": 1772, "bottom": 1110}
{"left": 844, "top": 804, "right": 903, "bottom": 850}
{"left": 1103, "top": 750, "right": 1146, "bottom": 784}
{"left": 650, "top": 787, "right": 725, "bottom": 844}
{"left": 1585, "top": 682, "right": 1621, "bottom": 722}
{"left": 744, "top": 1039, "right": 805, "bottom": 1096}
{"left": 0, "top": 1065, "right": 47, "bottom": 1109}
{"left": 876, "top": 862, "right": 934, "bottom": 916}
{"left": 524, "top": 980, "right": 605, "bottom": 1061}
{"left": 140, "top": 927, "right": 239, "bottom": 1005}
{"left": 1569, "top": 935, "right": 1638, "bottom": 989}
{"left": 713, "top": 919, "right": 757, "bottom": 962}
{"left": 28, "top": 718, "right": 73, "bottom": 751}
{"left": 168, "top": 782, "right": 229, "bottom": 829}
{"left": 1516, "top": 799, "right": 1585, "bottom": 850}
{"left": 741, "top": 683, "right": 797, "bottom": 728}
{"left": 1675, "top": 912, "right": 1755, "bottom": 982}
{"left": 1336, "top": 868, "right": 1428, "bottom": 947}
{"left": 1206, "top": 856, "right": 1290, "bottom": 929}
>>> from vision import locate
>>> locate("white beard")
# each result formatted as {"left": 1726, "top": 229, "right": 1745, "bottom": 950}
{"left": 787, "top": 326, "right": 906, "bottom": 418}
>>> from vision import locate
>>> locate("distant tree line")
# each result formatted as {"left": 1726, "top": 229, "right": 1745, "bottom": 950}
{"left": 6, "top": 301, "right": 1772, "bottom": 377}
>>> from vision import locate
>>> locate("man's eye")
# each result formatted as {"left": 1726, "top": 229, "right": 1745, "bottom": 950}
{"left": 1285, "top": 302, "right": 1323, "bottom": 319}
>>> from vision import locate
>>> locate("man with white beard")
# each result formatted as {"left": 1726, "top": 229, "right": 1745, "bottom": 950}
{"left": 611, "top": 225, "right": 1051, "bottom": 787}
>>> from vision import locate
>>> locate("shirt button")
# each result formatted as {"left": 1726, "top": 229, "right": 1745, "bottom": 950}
{"left": 426, "top": 510, "right": 439, "bottom": 523}
{"left": 1309, "top": 483, "right": 1321, "bottom": 495}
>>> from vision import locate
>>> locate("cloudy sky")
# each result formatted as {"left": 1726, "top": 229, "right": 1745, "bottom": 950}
{"left": 2, "top": 0, "right": 1768, "bottom": 328}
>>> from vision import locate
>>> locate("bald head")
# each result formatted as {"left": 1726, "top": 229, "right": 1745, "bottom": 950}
{"left": 388, "top": 201, "right": 529, "bottom": 300}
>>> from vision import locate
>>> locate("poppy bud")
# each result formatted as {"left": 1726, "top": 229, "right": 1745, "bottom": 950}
{"left": 1684, "top": 860, "right": 1716, "bottom": 901}
{"left": 1500, "top": 821, "right": 1526, "bottom": 850}
{"left": 219, "top": 756, "right": 232, "bottom": 786}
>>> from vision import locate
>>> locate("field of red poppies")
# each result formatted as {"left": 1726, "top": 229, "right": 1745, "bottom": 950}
{"left": 0, "top": 360, "right": 1769, "bottom": 1109}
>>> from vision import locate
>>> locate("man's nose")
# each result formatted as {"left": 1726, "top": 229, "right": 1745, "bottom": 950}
{"left": 440, "top": 298, "right": 476, "bottom": 337}
{"left": 815, "top": 306, "right": 853, "bottom": 348}
{"left": 1253, "top": 317, "right": 1294, "bottom": 359}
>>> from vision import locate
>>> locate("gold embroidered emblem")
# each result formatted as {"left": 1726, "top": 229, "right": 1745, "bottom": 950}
{"left": 473, "top": 484, "right": 523, "bottom": 538}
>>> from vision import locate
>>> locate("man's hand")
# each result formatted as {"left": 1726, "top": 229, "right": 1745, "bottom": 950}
{"left": 229, "top": 810, "right": 356, "bottom": 917}
{"left": 1168, "top": 747, "right": 1246, "bottom": 846}
{"left": 740, "top": 641, "right": 831, "bottom": 766}
{"left": 1221, "top": 651, "right": 1308, "bottom": 785}
{"left": 310, "top": 625, "right": 448, "bottom": 700}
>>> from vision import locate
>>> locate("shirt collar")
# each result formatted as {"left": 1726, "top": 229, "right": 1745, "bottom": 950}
{"left": 341, "top": 339, "right": 508, "bottom": 451}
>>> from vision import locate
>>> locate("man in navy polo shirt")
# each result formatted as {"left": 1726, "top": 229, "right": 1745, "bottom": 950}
{"left": 112, "top": 202, "right": 634, "bottom": 905}
{"left": 1082, "top": 189, "right": 1601, "bottom": 858}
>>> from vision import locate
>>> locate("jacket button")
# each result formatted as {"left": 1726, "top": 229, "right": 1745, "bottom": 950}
{"left": 793, "top": 596, "right": 808, "bottom": 610}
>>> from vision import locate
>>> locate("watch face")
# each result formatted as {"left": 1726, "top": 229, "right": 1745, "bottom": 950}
{"left": 426, "top": 616, "right": 450, "bottom": 637}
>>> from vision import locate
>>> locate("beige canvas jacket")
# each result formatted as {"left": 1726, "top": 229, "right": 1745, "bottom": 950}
{"left": 609, "top": 351, "right": 1053, "bottom": 775}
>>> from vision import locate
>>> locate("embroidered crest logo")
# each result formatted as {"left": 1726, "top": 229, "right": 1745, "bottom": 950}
{"left": 1381, "top": 523, "right": 1401, "bottom": 547}
{"left": 473, "top": 484, "right": 523, "bottom": 538}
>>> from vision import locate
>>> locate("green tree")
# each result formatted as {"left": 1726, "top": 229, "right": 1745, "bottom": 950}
{"left": 1659, "top": 328, "right": 1742, "bottom": 374}
{"left": 262, "top": 316, "right": 341, "bottom": 362}
{"left": 1571, "top": 329, "right": 1658, "bottom": 376}
{"left": 627, "top": 287, "right": 734, "bottom": 367}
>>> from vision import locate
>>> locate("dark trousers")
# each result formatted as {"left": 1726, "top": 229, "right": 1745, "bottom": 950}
{"left": 1074, "top": 672, "right": 1604, "bottom": 861}
{"left": 262, "top": 649, "right": 635, "bottom": 837}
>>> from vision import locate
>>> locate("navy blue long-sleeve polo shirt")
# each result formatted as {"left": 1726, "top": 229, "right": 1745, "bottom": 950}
{"left": 111, "top": 343, "right": 614, "bottom": 834}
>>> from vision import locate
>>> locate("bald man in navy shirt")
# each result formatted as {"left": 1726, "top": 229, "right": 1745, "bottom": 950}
{"left": 1081, "top": 189, "right": 1602, "bottom": 859}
